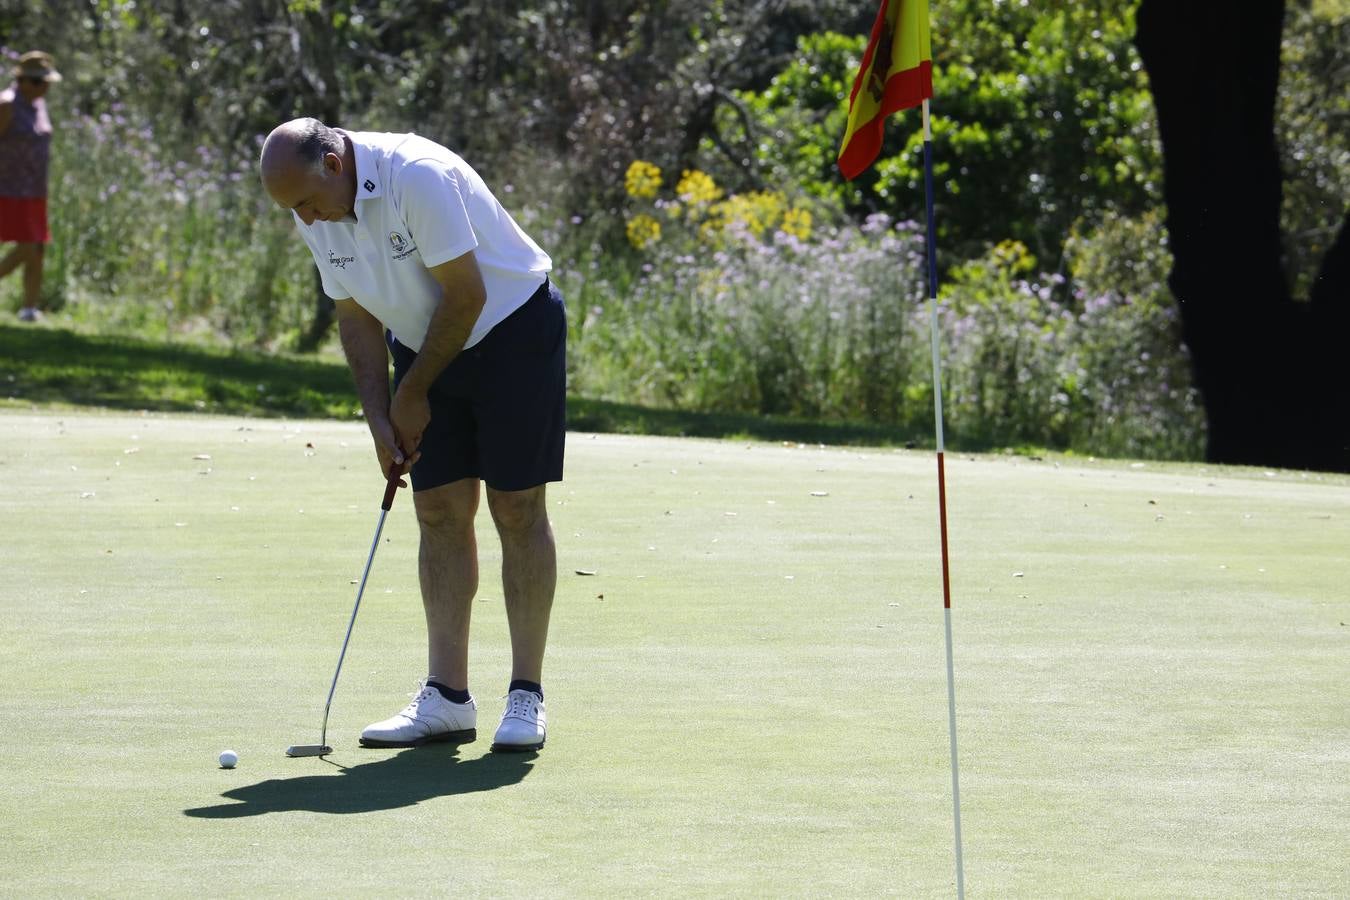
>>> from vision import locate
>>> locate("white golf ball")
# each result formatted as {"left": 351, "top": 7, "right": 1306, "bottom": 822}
{"left": 219, "top": 749, "right": 238, "bottom": 769}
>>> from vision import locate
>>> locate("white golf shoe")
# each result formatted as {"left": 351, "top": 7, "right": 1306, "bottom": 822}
{"left": 491, "top": 689, "right": 546, "bottom": 752}
{"left": 359, "top": 683, "right": 477, "bottom": 748}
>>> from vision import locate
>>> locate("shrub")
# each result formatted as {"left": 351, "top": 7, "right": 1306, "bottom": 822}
{"left": 565, "top": 162, "right": 1203, "bottom": 459}
{"left": 939, "top": 214, "right": 1203, "bottom": 458}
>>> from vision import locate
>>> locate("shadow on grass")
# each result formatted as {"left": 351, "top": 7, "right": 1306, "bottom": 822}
{"left": 0, "top": 322, "right": 356, "bottom": 418}
{"left": 2, "top": 322, "right": 934, "bottom": 448}
{"left": 566, "top": 396, "right": 928, "bottom": 448}
{"left": 183, "top": 745, "right": 535, "bottom": 818}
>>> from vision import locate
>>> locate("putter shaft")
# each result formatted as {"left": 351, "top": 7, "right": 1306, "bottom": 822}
{"left": 318, "top": 505, "right": 391, "bottom": 748}
{"left": 288, "top": 468, "right": 402, "bottom": 758}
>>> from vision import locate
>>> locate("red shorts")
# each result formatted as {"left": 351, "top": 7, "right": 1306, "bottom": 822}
{"left": 0, "top": 196, "right": 50, "bottom": 243}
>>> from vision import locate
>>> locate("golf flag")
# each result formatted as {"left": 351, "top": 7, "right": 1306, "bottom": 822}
{"left": 839, "top": 3, "right": 961, "bottom": 894}
{"left": 837, "top": 0, "right": 933, "bottom": 180}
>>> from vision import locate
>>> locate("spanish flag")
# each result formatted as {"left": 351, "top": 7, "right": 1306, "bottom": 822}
{"left": 838, "top": 0, "right": 933, "bottom": 181}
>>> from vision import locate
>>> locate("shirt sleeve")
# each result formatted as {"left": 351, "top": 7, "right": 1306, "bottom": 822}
{"left": 295, "top": 216, "right": 352, "bottom": 300}
{"left": 393, "top": 158, "right": 479, "bottom": 268}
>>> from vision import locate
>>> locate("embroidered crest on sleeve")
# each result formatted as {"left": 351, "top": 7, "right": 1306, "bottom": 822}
{"left": 389, "top": 231, "right": 417, "bottom": 261}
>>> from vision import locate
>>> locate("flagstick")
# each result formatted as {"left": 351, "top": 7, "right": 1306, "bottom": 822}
{"left": 922, "top": 97, "right": 965, "bottom": 900}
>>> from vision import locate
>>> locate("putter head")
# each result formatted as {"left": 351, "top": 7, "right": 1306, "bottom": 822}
{"left": 285, "top": 744, "right": 333, "bottom": 758}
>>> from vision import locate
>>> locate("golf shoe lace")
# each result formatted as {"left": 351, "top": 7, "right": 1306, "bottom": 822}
{"left": 401, "top": 682, "right": 436, "bottom": 717}
{"left": 504, "top": 690, "right": 536, "bottom": 719}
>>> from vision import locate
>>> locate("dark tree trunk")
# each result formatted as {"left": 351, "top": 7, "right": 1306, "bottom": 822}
{"left": 1136, "top": 0, "right": 1349, "bottom": 472}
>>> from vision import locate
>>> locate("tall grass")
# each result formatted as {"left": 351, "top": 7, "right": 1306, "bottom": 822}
{"left": 568, "top": 214, "right": 932, "bottom": 429}
{"left": 31, "top": 102, "right": 317, "bottom": 347}
{"left": 939, "top": 225, "right": 1203, "bottom": 459}
{"left": 571, "top": 167, "right": 1204, "bottom": 459}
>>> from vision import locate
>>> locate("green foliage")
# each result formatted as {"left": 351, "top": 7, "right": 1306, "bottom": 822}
{"left": 566, "top": 203, "right": 1202, "bottom": 459}
{"left": 722, "top": 3, "right": 1161, "bottom": 263}
{"left": 34, "top": 103, "right": 318, "bottom": 346}
{"left": 937, "top": 214, "right": 1202, "bottom": 460}
{"left": 4, "top": 0, "right": 1344, "bottom": 462}
{"left": 704, "top": 31, "right": 861, "bottom": 207}
{"left": 1064, "top": 212, "right": 1204, "bottom": 459}
{"left": 569, "top": 214, "right": 927, "bottom": 428}
{"left": 1278, "top": 2, "right": 1350, "bottom": 301}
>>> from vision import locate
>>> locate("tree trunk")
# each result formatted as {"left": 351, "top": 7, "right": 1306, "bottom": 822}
{"left": 1136, "top": 0, "right": 1348, "bottom": 472}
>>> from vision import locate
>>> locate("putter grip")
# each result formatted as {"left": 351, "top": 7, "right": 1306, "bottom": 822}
{"left": 381, "top": 466, "right": 402, "bottom": 511}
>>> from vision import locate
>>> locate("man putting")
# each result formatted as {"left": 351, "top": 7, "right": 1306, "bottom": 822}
{"left": 260, "top": 118, "right": 564, "bottom": 752}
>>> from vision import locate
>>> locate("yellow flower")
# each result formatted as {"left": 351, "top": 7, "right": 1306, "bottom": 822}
{"left": 676, "top": 169, "right": 723, "bottom": 206}
{"left": 625, "top": 161, "right": 662, "bottom": 199}
{"left": 708, "top": 191, "right": 786, "bottom": 238}
{"left": 993, "top": 239, "right": 1036, "bottom": 275}
{"left": 626, "top": 214, "right": 662, "bottom": 250}
{"left": 780, "top": 207, "right": 812, "bottom": 241}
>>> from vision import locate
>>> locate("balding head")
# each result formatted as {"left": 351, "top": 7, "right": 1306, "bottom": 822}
{"left": 260, "top": 118, "right": 342, "bottom": 180}
{"left": 259, "top": 118, "right": 356, "bottom": 225}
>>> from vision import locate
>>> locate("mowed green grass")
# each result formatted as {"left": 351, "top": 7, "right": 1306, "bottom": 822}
{"left": 1, "top": 410, "right": 1346, "bottom": 897}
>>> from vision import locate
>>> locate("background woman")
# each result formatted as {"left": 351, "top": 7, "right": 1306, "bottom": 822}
{"left": 0, "top": 50, "right": 61, "bottom": 322}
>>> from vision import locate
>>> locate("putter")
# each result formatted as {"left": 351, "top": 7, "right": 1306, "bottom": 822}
{"left": 286, "top": 464, "right": 404, "bottom": 758}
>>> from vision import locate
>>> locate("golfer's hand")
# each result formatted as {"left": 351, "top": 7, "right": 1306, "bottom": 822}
{"left": 389, "top": 383, "right": 431, "bottom": 462}
{"left": 369, "top": 414, "right": 418, "bottom": 484}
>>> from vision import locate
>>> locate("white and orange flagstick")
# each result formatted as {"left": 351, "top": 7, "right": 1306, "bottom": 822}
{"left": 921, "top": 96, "right": 965, "bottom": 900}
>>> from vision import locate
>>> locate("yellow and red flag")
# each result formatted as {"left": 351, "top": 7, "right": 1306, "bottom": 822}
{"left": 837, "top": 0, "right": 933, "bottom": 181}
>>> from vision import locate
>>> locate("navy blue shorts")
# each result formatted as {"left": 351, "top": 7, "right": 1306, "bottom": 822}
{"left": 389, "top": 279, "right": 566, "bottom": 492}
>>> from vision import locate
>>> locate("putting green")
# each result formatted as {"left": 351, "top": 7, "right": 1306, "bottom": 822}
{"left": 1, "top": 410, "right": 1346, "bottom": 896}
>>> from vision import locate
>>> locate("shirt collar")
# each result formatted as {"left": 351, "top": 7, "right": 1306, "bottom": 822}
{"left": 345, "top": 131, "right": 384, "bottom": 202}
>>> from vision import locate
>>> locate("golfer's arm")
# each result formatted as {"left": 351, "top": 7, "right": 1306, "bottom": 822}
{"left": 335, "top": 298, "right": 395, "bottom": 423}
{"left": 396, "top": 251, "right": 487, "bottom": 394}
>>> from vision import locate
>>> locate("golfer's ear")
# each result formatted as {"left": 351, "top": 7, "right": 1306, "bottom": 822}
{"left": 323, "top": 151, "right": 342, "bottom": 175}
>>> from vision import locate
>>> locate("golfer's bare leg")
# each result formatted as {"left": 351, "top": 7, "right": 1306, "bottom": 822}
{"left": 413, "top": 477, "right": 480, "bottom": 691}
{"left": 486, "top": 485, "right": 555, "bottom": 684}
{"left": 0, "top": 243, "right": 34, "bottom": 279}
{"left": 22, "top": 243, "right": 44, "bottom": 310}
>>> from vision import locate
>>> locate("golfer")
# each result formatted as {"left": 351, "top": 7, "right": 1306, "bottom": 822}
{"left": 259, "top": 118, "right": 563, "bottom": 752}
{"left": 0, "top": 51, "right": 61, "bottom": 322}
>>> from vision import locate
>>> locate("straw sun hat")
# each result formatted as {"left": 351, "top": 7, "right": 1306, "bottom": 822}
{"left": 14, "top": 51, "right": 62, "bottom": 83}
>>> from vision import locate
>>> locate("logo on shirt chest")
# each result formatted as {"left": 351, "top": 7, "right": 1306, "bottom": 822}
{"left": 389, "top": 231, "right": 417, "bottom": 261}
{"left": 327, "top": 250, "right": 357, "bottom": 269}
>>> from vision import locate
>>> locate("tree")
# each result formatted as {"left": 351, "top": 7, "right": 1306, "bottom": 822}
{"left": 1136, "top": 0, "right": 1349, "bottom": 472}
{"left": 714, "top": 3, "right": 1161, "bottom": 266}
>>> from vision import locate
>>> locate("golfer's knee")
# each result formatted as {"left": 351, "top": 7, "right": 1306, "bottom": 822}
{"left": 487, "top": 487, "right": 547, "bottom": 536}
{"left": 413, "top": 480, "right": 478, "bottom": 534}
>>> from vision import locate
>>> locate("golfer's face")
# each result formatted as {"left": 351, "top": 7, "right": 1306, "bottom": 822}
{"left": 268, "top": 159, "right": 350, "bottom": 225}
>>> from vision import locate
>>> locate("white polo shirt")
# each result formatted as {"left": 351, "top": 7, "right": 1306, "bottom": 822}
{"left": 294, "top": 131, "right": 551, "bottom": 352}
